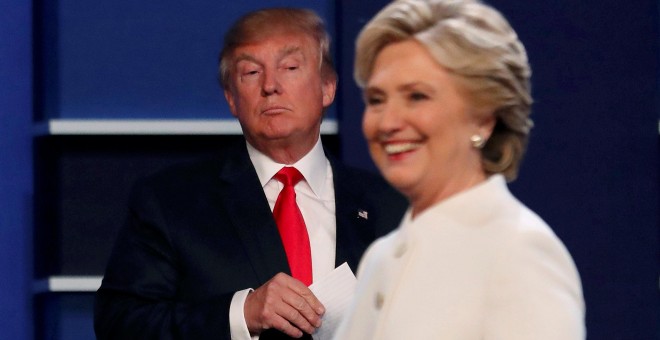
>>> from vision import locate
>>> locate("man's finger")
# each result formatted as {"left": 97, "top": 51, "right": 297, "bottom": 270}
{"left": 299, "top": 286, "right": 326, "bottom": 315}
{"left": 280, "top": 292, "right": 322, "bottom": 330}
{"left": 285, "top": 276, "right": 325, "bottom": 316}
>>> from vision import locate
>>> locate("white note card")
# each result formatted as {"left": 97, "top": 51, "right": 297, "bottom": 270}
{"left": 309, "top": 262, "right": 357, "bottom": 340}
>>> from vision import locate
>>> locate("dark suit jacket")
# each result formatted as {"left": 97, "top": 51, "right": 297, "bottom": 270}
{"left": 94, "top": 140, "right": 407, "bottom": 340}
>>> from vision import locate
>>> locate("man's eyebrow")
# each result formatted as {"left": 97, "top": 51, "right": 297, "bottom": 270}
{"left": 234, "top": 53, "right": 260, "bottom": 65}
{"left": 279, "top": 45, "right": 306, "bottom": 61}
{"left": 281, "top": 45, "right": 302, "bottom": 56}
{"left": 232, "top": 44, "right": 306, "bottom": 67}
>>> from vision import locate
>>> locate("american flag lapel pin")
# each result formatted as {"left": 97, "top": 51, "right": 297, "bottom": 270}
{"left": 357, "top": 209, "right": 369, "bottom": 220}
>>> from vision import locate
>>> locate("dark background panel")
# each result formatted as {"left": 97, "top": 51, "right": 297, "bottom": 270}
{"left": 33, "top": 135, "right": 340, "bottom": 277}
{"left": 34, "top": 294, "right": 96, "bottom": 340}
{"left": 33, "top": 135, "right": 241, "bottom": 277}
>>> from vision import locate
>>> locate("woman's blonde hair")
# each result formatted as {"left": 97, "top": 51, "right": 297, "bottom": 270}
{"left": 355, "top": 0, "right": 533, "bottom": 181}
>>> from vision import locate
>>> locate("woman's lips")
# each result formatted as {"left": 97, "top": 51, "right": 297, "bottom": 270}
{"left": 383, "top": 142, "right": 421, "bottom": 155}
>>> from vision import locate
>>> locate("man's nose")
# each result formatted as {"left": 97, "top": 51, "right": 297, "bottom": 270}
{"left": 262, "top": 70, "right": 281, "bottom": 95}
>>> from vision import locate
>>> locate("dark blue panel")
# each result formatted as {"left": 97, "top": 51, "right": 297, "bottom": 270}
{"left": 335, "top": 0, "right": 386, "bottom": 172}
{"left": 36, "top": 294, "right": 95, "bottom": 340}
{"left": 0, "top": 0, "right": 34, "bottom": 338}
{"left": 37, "top": 0, "right": 336, "bottom": 119}
{"left": 490, "top": 1, "right": 659, "bottom": 338}
{"left": 58, "top": 295, "right": 95, "bottom": 340}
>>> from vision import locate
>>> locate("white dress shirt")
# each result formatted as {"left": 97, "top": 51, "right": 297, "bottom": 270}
{"left": 230, "top": 138, "right": 336, "bottom": 340}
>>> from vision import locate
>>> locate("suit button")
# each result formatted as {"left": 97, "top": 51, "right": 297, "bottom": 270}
{"left": 375, "top": 292, "right": 384, "bottom": 309}
{"left": 394, "top": 243, "right": 407, "bottom": 258}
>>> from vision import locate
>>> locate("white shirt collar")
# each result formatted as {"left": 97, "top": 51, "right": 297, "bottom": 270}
{"left": 246, "top": 138, "right": 329, "bottom": 198}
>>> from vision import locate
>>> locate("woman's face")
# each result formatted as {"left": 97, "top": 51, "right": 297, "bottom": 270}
{"left": 362, "top": 40, "right": 493, "bottom": 215}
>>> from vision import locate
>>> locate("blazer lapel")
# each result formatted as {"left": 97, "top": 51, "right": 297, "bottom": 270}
{"left": 217, "top": 143, "right": 290, "bottom": 284}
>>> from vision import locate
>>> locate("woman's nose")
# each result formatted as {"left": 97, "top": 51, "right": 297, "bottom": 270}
{"left": 377, "top": 102, "right": 404, "bottom": 133}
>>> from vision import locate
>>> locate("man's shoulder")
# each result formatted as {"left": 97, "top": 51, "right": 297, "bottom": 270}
{"left": 144, "top": 156, "right": 221, "bottom": 183}
{"left": 135, "top": 142, "right": 248, "bottom": 192}
{"left": 331, "top": 160, "right": 406, "bottom": 206}
{"left": 330, "top": 160, "right": 393, "bottom": 191}
{"left": 126, "top": 157, "right": 220, "bottom": 204}
{"left": 330, "top": 160, "right": 407, "bottom": 235}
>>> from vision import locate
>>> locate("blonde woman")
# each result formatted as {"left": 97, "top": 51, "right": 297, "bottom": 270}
{"left": 334, "top": 0, "right": 585, "bottom": 339}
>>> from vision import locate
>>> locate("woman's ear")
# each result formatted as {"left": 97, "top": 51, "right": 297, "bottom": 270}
{"left": 478, "top": 113, "right": 496, "bottom": 141}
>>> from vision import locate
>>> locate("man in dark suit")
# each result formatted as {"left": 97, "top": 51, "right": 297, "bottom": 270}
{"left": 94, "top": 8, "right": 406, "bottom": 340}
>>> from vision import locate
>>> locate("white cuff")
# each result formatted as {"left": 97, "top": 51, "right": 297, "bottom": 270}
{"left": 229, "top": 288, "right": 259, "bottom": 340}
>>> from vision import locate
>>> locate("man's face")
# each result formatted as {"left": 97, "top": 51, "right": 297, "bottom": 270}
{"left": 224, "top": 31, "right": 336, "bottom": 156}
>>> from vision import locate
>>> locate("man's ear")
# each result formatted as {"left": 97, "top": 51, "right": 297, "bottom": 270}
{"left": 321, "top": 76, "right": 337, "bottom": 108}
{"left": 224, "top": 89, "right": 238, "bottom": 117}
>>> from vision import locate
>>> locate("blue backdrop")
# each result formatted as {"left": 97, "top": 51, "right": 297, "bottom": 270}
{"left": 1, "top": 0, "right": 33, "bottom": 339}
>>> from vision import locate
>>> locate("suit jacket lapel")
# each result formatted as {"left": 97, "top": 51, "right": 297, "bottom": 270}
{"left": 331, "top": 159, "right": 371, "bottom": 272}
{"left": 217, "top": 142, "right": 290, "bottom": 284}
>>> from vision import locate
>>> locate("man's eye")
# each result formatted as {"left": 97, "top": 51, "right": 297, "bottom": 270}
{"left": 244, "top": 70, "right": 259, "bottom": 76}
{"left": 284, "top": 66, "right": 299, "bottom": 71}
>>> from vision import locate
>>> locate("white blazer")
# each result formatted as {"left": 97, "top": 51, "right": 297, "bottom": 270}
{"left": 334, "top": 175, "right": 585, "bottom": 340}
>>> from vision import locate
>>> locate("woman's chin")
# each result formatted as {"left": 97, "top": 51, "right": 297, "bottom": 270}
{"left": 382, "top": 171, "right": 416, "bottom": 198}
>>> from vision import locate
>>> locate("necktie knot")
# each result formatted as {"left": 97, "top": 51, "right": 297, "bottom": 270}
{"left": 274, "top": 167, "right": 304, "bottom": 187}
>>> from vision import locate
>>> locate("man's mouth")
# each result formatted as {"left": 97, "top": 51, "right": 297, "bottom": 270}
{"left": 262, "top": 106, "right": 288, "bottom": 115}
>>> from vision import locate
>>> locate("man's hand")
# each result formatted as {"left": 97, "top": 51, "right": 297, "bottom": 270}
{"left": 244, "top": 272, "right": 325, "bottom": 338}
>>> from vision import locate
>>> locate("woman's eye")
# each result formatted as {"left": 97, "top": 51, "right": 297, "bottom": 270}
{"left": 365, "top": 96, "right": 384, "bottom": 106}
{"left": 409, "top": 92, "right": 428, "bottom": 101}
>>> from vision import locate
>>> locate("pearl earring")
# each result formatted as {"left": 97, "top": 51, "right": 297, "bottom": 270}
{"left": 470, "top": 135, "right": 485, "bottom": 149}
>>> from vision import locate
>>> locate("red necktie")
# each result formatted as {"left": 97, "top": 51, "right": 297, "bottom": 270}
{"left": 273, "top": 167, "right": 313, "bottom": 286}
